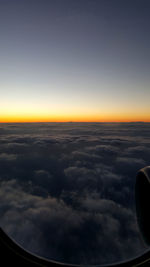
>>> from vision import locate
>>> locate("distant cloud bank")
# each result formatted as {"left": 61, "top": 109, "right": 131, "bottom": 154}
{"left": 0, "top": 122, "right": 150, "bottom": 265}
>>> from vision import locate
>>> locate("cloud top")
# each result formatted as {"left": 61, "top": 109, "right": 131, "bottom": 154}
{"left": 0, "top": 122, "right": 149, "bottom": 265}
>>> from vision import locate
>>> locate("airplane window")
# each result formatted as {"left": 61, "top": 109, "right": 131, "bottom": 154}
{"left": 0, "top": 0, "right": 150, "bottom": 265}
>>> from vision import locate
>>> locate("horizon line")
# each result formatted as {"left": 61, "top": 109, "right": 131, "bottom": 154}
{"left": 0, "top": 121, "right": 149, "bottom": 124}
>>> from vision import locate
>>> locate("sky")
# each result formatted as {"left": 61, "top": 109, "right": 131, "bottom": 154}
{"left": 0, "top": 0, "right": 150, "bottom": 122}
{"left": 0, "top": 122, "right": 150, "bottom": 264}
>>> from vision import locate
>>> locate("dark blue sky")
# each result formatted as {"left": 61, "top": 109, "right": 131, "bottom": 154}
{"left": 0, "top": 0, "right": 150, "bottom": 122}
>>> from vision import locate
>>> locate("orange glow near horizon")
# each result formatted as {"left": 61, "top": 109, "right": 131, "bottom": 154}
{"left": 1, "top": 1, "right": 150, "bottom": 126}
{"left": 0, "top": 113, "right": 150, "bottom": 123}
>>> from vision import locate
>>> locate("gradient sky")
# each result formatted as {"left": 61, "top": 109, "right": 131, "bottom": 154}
{"left": 0, "top": 0, "right": 150, "bottom": 122}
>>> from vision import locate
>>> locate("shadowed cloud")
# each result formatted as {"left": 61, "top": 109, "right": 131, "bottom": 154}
{"left": 0, "top": 122, "right": 149, "bottom": 265}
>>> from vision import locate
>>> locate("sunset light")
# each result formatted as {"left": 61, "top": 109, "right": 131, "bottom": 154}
{"left": 0, "top": 0, "right": 150, "bottom": 123}
{"left": 0, "top": 1, "right": 150, "bottom": 265}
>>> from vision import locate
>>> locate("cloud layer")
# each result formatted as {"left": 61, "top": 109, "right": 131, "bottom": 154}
{"left": 0, "top": 122, "right": 149, "bottom": 265}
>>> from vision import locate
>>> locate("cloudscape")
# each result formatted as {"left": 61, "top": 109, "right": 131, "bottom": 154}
{"left": 0, "top": 122, "right": 150, "bottom": 265}
{"left": 0, "top": 0, "right": 150, "bottom": 265}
